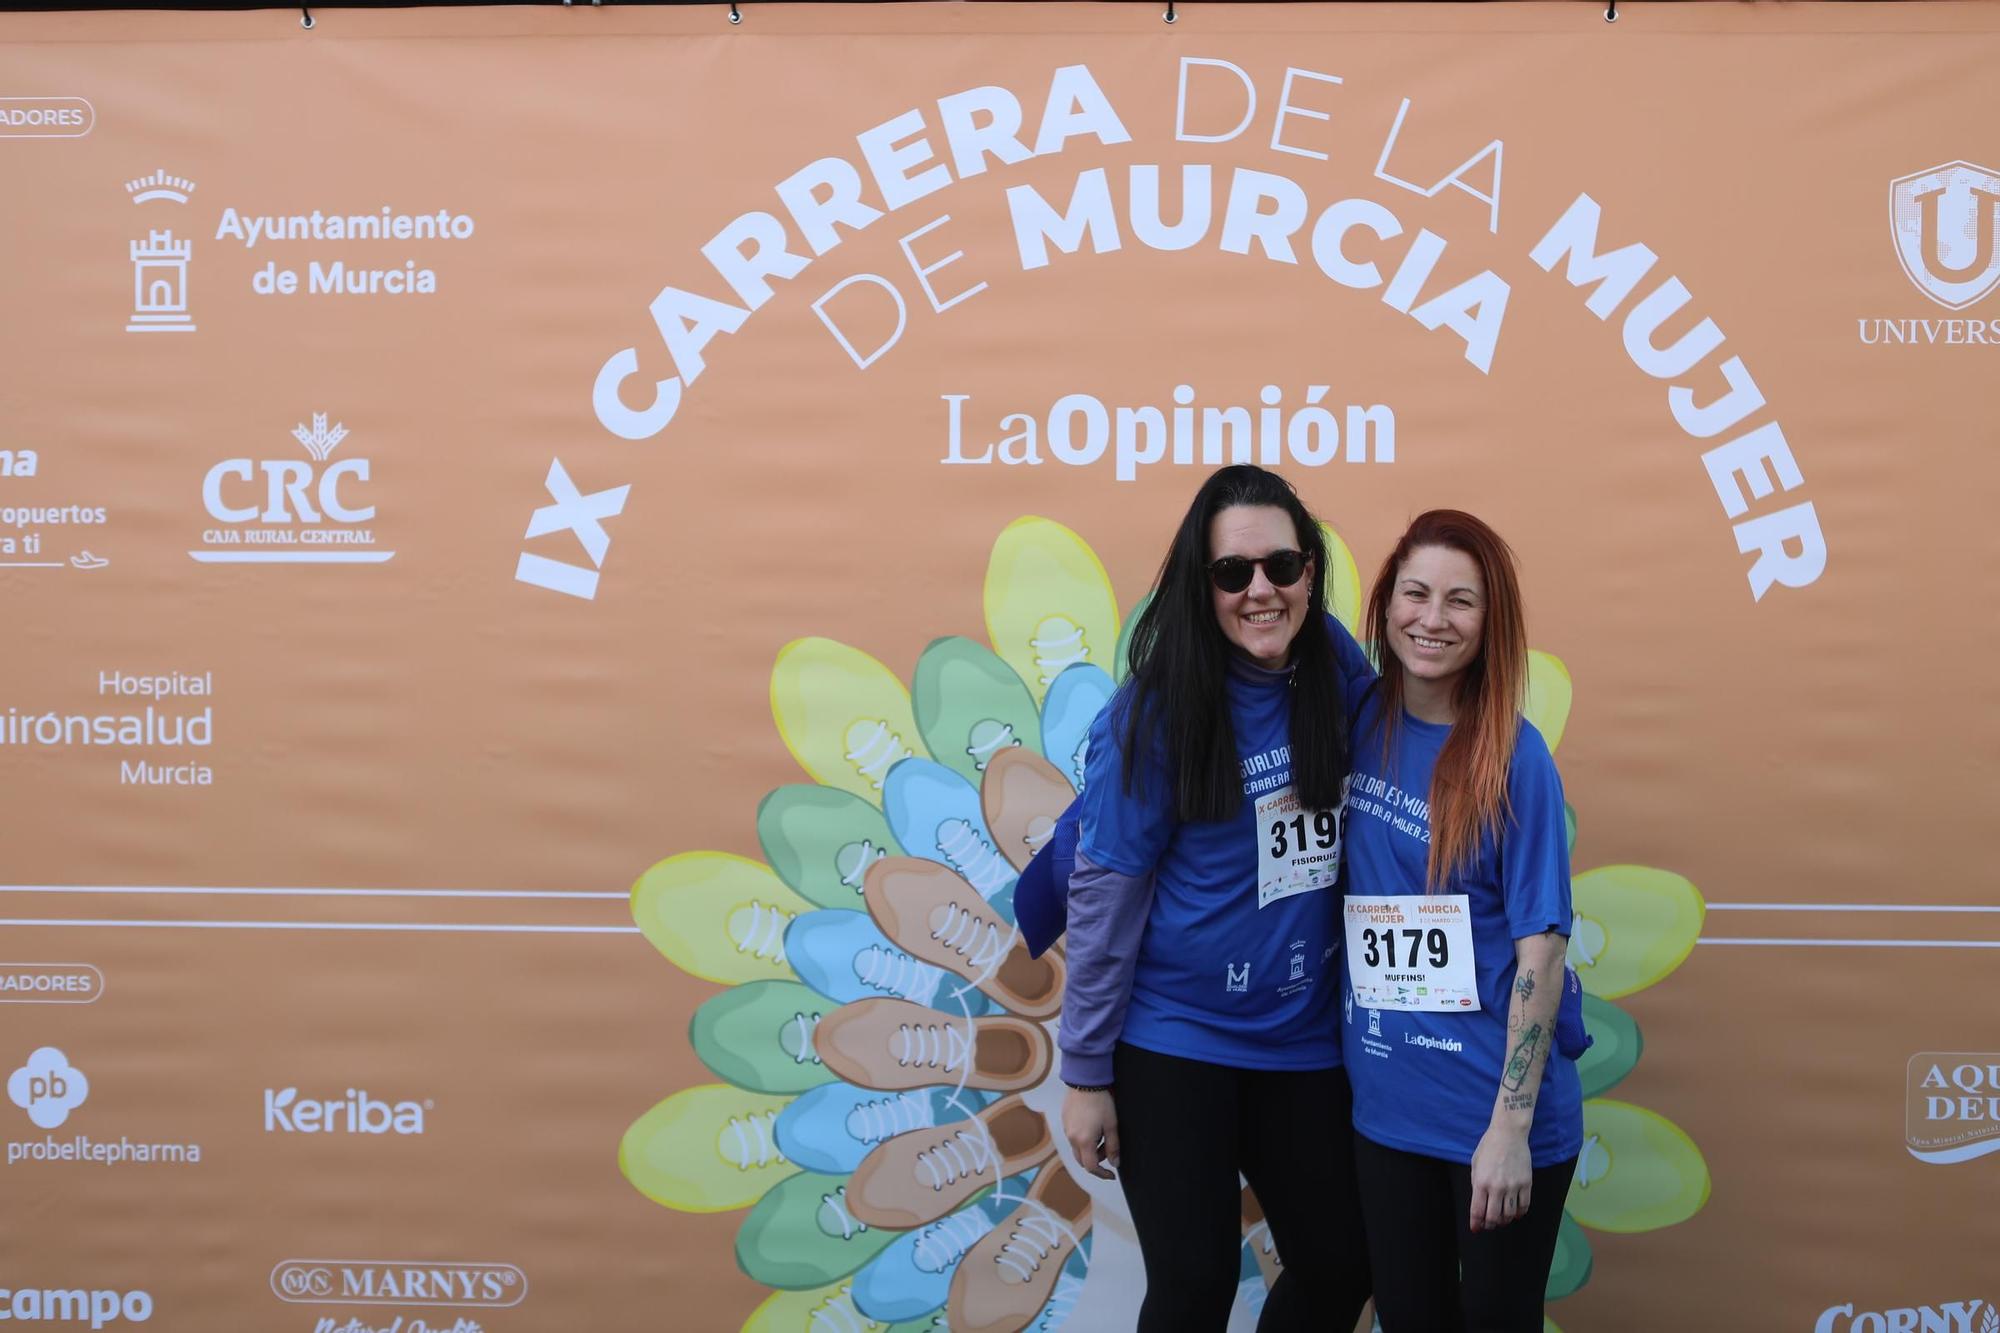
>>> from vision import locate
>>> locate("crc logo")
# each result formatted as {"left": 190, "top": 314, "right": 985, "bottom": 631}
{"left": 1815, "top": 1298, "right": 1995, "bottom": 1333}
{"left": 1890, "top": 161, "right": 2000, "bottom": 310}
{"left": 7, "top": 1046, "right": 89, "bottom": 1128}
{"left": 269, "top": 1261, "right": 526, "bottom": 1308}
{"left": 193, "top": 414, "right": 394, "bottom": 564}
{"left": 264, "top": 1087, "right": 430, "bottom": 1135}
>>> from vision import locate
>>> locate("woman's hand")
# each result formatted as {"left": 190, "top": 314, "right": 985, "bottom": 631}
{"left": 1061, "top": 1086, "right": 1120, "bottom": 1180}
{"left": 1468, "top": 1121, "right": 1532, "bottom": 1232}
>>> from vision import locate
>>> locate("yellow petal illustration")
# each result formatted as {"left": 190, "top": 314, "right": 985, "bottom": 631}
{"left": 1566, "top": 1099, "right": 1710, "bottom": 1234}
{"left": 984, "top": 517, "right": 1120, "bottom": 706}
{"left": 620, "top": 1084, "right": 798, "bottom": 1214}
{"left": 1525, "top": 650, "right": 1573, "bottom": 753}
{"left": 632, "top": 852, "right": 813, "bottom": 985}
{"left": 772, "top": 638, "right": 921, "bottom": 803}
{"left": 1570, "top": 865, "right": 1706, "bottom": 999}
{"left": 1318, "top": 521, "right": 1363, "bottom": 634}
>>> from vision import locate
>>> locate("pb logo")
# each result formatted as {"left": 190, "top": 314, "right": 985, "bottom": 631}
{"left": 1890, "top": 160, "right": 2000, "bottom": 310}
{"left": 7, "top": 1046, "right": 90, "bottom": 1128}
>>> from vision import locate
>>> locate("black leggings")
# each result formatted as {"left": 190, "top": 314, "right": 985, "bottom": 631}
{"left": 1352, "top": 1133, "right": 1577, "bottom": 1333}
{"left": 1111, "top": 1042, "right": 1371, "bottom": 1333}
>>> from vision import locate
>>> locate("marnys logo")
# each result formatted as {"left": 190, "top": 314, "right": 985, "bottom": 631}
{"left": 270, "top": 1261, "right": 525, "bottom": 1309}
{"left": 7, "top": 1047, "right": 89, "bottom": 1129}
{"left": 264, "top": 1087, "right": 431, "bottom": 1135}
{"left": 0, "top": 1284, "right": 152, "bottom": 1328}
{"left": 1816, "top": 1297, "right": 1996, "bottom": 1333}
{"left": 1905, "top": 1052, "right": 2000, "bottom": 1165}
{"left": 192, "top": 414, "right": 394, "bottom": 565}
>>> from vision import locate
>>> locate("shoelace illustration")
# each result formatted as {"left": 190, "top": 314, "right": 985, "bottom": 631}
{"left": 720, "top": 1109, "right": 782, "bottom": 1170}
{"left": 894, "top": 1020, "right": 970, "bottom": 1074}
{"left": 1575, "top": 1133, "right": 1608, "bottom": 1187}
{"left": 845, "top": 720, "right": 911, "bottom": 790}
{"left": 913, "top": 1126, "right": 997, "bottom": 1191}
{"left": 784, "top": 1011, "right": 824, "bottom": 1065}
{"left": 730, "top": 899, "right": 794, "bottom": 960}
{"left": 1031, "top": 616, "right": 1089, "bottom": 685}
{"left": 805, "top": 1288, "right": 871, "bottom": 1333}
{"left": 1036, "top": 1271, "right": 1086, "bottom": 1330}
{"left": 847, "top": 1092, "right": 937, "bottom": 1146}
{"left": 1243, "top": 1218, "right": 1279, "bottom": 1267}
{"left": 966, "top": 719, "right": 1018, "bottom": 771}
{"left": 936, "top": 818, "right": 1017, "bottom": 898}
{"left": 1022, "top": 814, "right": 1056, "bottom": 854}
{"left": 816, "top": 1186, "right": 868, "bottom": 1240}
{"left": 854, "top": 943, "right": 942, "bottom": 1003}
{"left": 911, "top": 1206, "right": 996, "bottom": 1274}
{"left": 995, "top": 1202, "right": 1070, "bottom": 1281}
{"left": 929, "top": 899, "right": 1014, "bottom": 982}
{"left": 836, "top": 838, "right": 887, "bottom": 892}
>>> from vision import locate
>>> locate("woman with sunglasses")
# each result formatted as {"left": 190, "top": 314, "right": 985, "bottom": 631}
{"left": 1340, "top": 510, "right": 1581, "bottom": 1332}
{"left": 1058, "top": 464, "right": 1373, "bottom": 1332}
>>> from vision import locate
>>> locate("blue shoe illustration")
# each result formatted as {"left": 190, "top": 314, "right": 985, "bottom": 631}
{"left": 1039, "top": 663, "right": 1112, "bottom": 791}
{"left": 882, "top": 758, "right": 1019, "bottom": 905}
{"left": 851, "top": 1191, "right": 1010, "bottom": 1322}
{"left": 774, "top": 1082, "right": 983, "bottom": 1176}
{"left": 784, "top": 909, "right": 991, "bottom": 1015}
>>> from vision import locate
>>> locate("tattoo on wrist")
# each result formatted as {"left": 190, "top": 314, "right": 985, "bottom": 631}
{"left": 1514, "top": 970, "right": 1536, "bottom": 1001}
{"left": 1501, "top": 1022, "right": 1545, "bottom": 1091}
{"left": 1502, "top": 1091, "right": 1536, "bottom": 1113}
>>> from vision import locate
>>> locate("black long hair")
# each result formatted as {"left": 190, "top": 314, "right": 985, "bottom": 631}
{"left": 1121, "top": 464, "right": 1350, "bottom": 821}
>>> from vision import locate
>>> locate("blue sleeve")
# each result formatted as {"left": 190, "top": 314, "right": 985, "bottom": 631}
{"left": 1076, "top": 691, "right": 1174, "bottom": 879}
{"left": 1501, "top": 721, "right": 1572, "bottom": 941}
{"left": 1056, "top": 847, "right": 1155, "bottom": 1086}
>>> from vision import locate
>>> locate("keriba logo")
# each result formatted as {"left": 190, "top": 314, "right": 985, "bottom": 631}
{"left": 1890, "top": 161, "right": 2000, "bottom": 310}
{"left": 264, "top": 1087, "right": 430, "bottom": 1135}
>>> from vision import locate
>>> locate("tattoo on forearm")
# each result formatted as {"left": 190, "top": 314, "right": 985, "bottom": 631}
{"left": 1514, "top": 969, "right": 1536, "bottom": 1002}
{"left": 1503, "top": 1091, "right": 1536, "bottom": 1113}
{"left": 1502, "top": 1022, "right": 1545, "bottom": 1092}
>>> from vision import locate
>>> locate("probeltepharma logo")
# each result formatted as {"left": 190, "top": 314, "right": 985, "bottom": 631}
{"left": 1860, "top": 160, "right": 2000, "bottom": 346}
{"left": 270, "top": 1261, "right": 525, "bottom": 1308}
{"left": 264, "top": 1087, "right": 431, "bottom": 1135}
{"left": 193, "top": 414, "right": 394, "bottom": 564}
{"left": 0, "top": 1285, "right": 153, "bottom": 1327}
{"left": 1906, "top": 1052, "right": 2000, "bottom": 1164}
{"left": 7, "top": 1047, "right": 88, "bottom": 1128}
{"left": 1816, "top": 1298, "right": 1996, "bottom": 1333}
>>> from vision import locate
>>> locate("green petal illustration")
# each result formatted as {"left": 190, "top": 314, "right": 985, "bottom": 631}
{"left": 1545, "top": 1210, "right": 1593, "bottom": 1299}
{"left": 620, "top": 1083, "right": 798, "bottom": 1213}
{"left": 983, "top": 517, "right": 1120, "bottom": 705}
{"left": 912, "top": 636, "right": 1042, "bottom": 786}
{"left": 1317, "top": 521, "right": 1363, "bottom": 633}
{"left": 1570, "top": 866, "right": 1706, "bottom": 999}
{"left": 632, "top": 852, "right": 811, "bottom": 985}
{"left": 736, "top": 1172, "right": 900, "bottom": 1290}
{"left": 757, "top": 785, "right": 900, "bottom": 911}
{"left": 772, "top": 637, "right": 921, "bottom": 803}
{"left": 1567, "top": 1099, "right": 1710, "bottom": 1234}
{"left": 1526, "top": 650, "right": 1573, "bottom": 752}
{"left": 1564, "top": 801, "right": 1577, "bottom": 855}
{"left": 1576, "top": 995, "right": 1643, "bottom": 1100}
{"left": 691, "top": 980, "right": 838, "bottom": 1095}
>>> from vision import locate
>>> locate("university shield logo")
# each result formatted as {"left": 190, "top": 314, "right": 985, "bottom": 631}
{"left": 1889, "top": 160, "right": 2000, "bottom": 310}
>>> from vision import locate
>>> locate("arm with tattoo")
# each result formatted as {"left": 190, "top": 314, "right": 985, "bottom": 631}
{"left": 1493, "top": 932, "right": 1566, "bottom": 1126}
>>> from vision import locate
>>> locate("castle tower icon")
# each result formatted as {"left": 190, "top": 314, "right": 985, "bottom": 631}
{"left": 127, "top": 229, "right": 194, "bottom": 333}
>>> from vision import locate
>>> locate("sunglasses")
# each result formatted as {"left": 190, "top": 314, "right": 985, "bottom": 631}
{"left": 1208, "top": 549, "right": 1309, "bottom": 594}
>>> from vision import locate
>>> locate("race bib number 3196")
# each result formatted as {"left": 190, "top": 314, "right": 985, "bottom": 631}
{"left": 1343, "top": 895, "right": 1479, "bottom": 1011}
{"left": 1255, "top": 782, "right": 1345, "bottom": 909}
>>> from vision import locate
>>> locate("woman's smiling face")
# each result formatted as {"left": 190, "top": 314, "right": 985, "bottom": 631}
{"left": 1208, "top": 505, "right": 1312, "bottom": 669}
{"left": 1386, "top": 543, "right": 1486, "bottom": 695}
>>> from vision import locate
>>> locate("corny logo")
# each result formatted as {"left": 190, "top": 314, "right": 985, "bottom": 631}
{"left": 1816, "top": 1297, "right": 1995, "bottom": 1333}
{"left": 8, "top": 1047, "right": 88, "bottom": 1128}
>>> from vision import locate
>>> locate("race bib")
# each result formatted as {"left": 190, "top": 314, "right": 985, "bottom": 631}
{"left": 1255, "top": 781, "right": 1345, "bottom": 909}
{"left": 1343, "top": 895, "right": 1480, "bottom": 1011}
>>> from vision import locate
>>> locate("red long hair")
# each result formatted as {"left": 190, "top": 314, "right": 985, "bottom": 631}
{"left": 1364, "top": 511, "right": 1527, "bottom": 889}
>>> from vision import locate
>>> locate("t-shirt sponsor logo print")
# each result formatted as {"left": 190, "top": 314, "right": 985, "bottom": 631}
{"left": 1860, "top": 160, "right": 2000, "bottom": 345}
{"left": 194, "top": 414, "right": 394, "bottom": 565}
{"left": 0, "top": 964, "right": 104, "bottom": 1005}
{"left": 1815, "top": 1297, "right": 1996, "bottom": 1333}
{"left": 4, "top": 1046, "right": 202, "bottom": 1168}
{"left": 1905, "top": 1052, "right": 2000, "bottom": 1165}
{"left": 0, "top": 1283, "right": 154, "bottom": 1327}
{"left": 269, "top": 1261, "right": 526, "bottom": 1309}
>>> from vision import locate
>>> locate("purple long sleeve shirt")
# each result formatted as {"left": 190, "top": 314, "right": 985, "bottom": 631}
{"left": 1056, "top": 848, "right": 1155, "bottom": 1086}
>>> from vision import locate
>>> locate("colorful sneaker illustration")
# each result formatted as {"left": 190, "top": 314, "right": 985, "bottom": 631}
{"left": 742, "top": 1279, "right": 947, "bottom": 1332}
{"left": 850, "top": 1193, "right": 1007, "bottom": 1322}
{"left": 947, "top": 1160, "right": 1093, "bottom": 1333}
{"left": 1037, "top": 663, "right": 1113, "bottom": 791}
{"left": 1545, "top": 1209, "right": 1593, "bottom": 1299}
{"left": 774, "top": 1082, "right": 977, "bottom": 1176}
{"left": 1569, "top": 866, "right": 1705, "bottom": 1000}
{"left": 770, "top": 637, "right": 920, "bottom": 802}
{"left": 1566, "top": 1099, "right": 1710, "bottom": 1233}
{"left": 848, "top": 1092, "right": 1056, "bottom": 1228}
{"left": 1576, "top": 993, "right": 1642, "bottom": 1099}
{"left": 979, "top": 746, "right": 1077, "bottom": 873}
{"left": 689, "top": 979, "right": 836, "bottom": 1095}
{"left": 786, "top": 908, "right": 987, "bottom": 1013}
{"left": 883, "top": 758, "right": 1019, "bottom": 904}
{"left": 1240, "top": 1184, "right": 1282, "bottom": 1289}
{"left": 618, "top": 1083, "right": 797, "bottom": 1213}
{"left": 632, "top": 851, "right": 812, "bottom": 986}
{"left": 736, "top": 1170, "right": 900, "bottom": 1291}
{"left": 912, "top": 635, "right": 1043, "bottom": 787}
{"left": 814, "top": 997, "right": 1049, "bottom": 1094}
{"left": 757, "top": 784, "right": 901, "bottom": 912}
{"left": 864, "top": 857, "right": 1064, "bottom": 1020}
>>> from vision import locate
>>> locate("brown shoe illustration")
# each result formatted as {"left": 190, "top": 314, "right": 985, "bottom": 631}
{"left": 947, "top": 1158, "right": 1093, "bottom": 1333}
{"left": 814, "top": 996, "right": 1048, "bottom": 1094}
{"left": 1241, "top": 1184, "right": 1283, "bottom": 1289}
{"left": 979, "top": 747, "right": 1077, "bottom": 872}
{"left": 848, "top": 1092, "right": 1056, "bottom": 1229}
{"left": 864, "top": 857, "right": 1064, "bottom": 1019}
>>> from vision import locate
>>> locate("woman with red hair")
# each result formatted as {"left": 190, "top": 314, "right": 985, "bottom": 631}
{"left": 1340, "top": 510, "right": 1582, "bottom": 1332}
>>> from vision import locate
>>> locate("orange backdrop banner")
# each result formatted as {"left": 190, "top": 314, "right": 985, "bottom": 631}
{"left": 1, "top": 4, "right": 1995, "bottom": 1330}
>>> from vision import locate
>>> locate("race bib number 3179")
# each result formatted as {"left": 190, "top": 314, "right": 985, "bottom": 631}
{"left": 1343, "top": 895, "right": 1479, "bottom": 1011}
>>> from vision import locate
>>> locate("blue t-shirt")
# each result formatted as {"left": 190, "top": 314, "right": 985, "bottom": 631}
{"left": 1340, "top": 695, "right": 1584, "bottom": 1167}
{"left": 1077, "top": 622, "right": 1372, "bottom": 1072}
